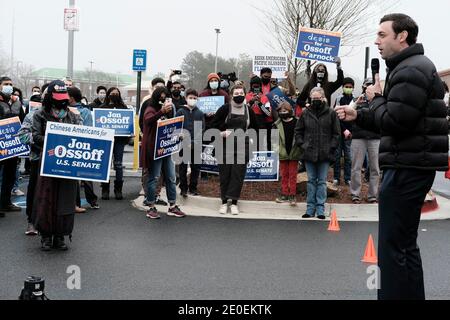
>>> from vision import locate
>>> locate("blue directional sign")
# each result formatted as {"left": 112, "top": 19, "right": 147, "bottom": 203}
{"left": 133, "top": 49, "right": 147, "bottom": 72}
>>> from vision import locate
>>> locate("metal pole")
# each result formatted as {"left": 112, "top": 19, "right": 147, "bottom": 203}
{"left": 10, "top": 9, "right": 15, "bottom": 75}
{"left": 136, "top": 71, "right": 142, "bottom": 114}
{"left": 89, "top": 60, "right": 94, "bottom": 100}
{"left": 67, "top": 0, "right": 75, "bottom": 79}
{"left": 214, "top": 29, "right": 220, "bottom": 74}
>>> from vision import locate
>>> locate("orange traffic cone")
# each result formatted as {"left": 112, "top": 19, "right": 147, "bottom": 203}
{"left": 328, "top": 210, "right": 340, "bottom": 232}
{"left": 362, "top": 234, "right": 378, "bottom": 264}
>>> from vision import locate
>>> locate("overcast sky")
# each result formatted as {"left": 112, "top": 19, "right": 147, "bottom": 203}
{"left": 1, "top": 0, "right": 449, "bottom": 81}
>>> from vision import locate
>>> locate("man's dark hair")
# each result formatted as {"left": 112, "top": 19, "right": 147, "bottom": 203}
{"left": 260, "top": 68, "right": 272, "bottom": 75}
{"left": 185, "top": 89, "right": 198, "bottom": 97}
{"left": 172, "top": 81, "right": 182, "bottom": 87}
{"left": 152, "top": 77, "right": 165, "bottom": 87}
{"left": 96, "top": 86, "right": 107, "bottom": 94}
{"left": 380, "top": 14, "right": 419, "bottom": 46}
{"left": 0, "top": 76, "right": 12, "bottom": 85}
{"left": 343, "top": 77, "right": 355, "bottom": 87}
{"left": 67, "top": 87, "right": 83, "bottom": 103}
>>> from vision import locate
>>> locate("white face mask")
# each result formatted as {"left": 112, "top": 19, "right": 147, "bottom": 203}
{"left": 210, "top": 81, "right": 219, "bottom": 90}
{"left": 98, "top": 93, "right": 107, "bottom": 101}
{"left": 2, "top": 85, "right": 13, "bottom": 96}
{"left": 187, "top": 98, "right": 198, "bottom": 108}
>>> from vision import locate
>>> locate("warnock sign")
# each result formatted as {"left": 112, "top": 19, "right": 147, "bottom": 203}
{"left": 296, "top": 27, "right": 342, "bottom": 63}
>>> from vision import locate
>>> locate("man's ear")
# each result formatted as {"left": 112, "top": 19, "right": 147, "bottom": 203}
{"left": 399, "top": 30, "right": 409, "bottom": 44}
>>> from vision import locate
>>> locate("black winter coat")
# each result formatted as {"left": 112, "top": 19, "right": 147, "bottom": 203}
{"left": 357, "top": 44, "right": 449, "bottom": 171}
{"left": 295, "top": 103, "right": 341, "bottom": 163}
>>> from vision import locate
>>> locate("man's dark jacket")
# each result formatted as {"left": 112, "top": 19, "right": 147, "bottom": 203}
{"left": 357, "top": 44, "right": 449, "bottom": 171}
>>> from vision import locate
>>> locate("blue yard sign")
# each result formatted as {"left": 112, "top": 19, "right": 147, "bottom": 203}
{"left": 197, "top": 96, "right": 225, "bottom": 114}
{"left": 245, "top": 151, "right": 279, "bottom": 182}
{"left": 200, "top": 145, "right": 220, "bottom": 175}
{"left": 154, "top": 116, "right": 185, "bottom": 160}
{"left": 296, "top": 27, "right": 342, "bottom": 63}
{"left": 133, "top": 49, "right": 147, "bottom": 72}
{"left": 93, "top": 108, "right": 135, "bottom": 137}
{"left": 0, "top": 117, "right": 30, "bottom": 162}
{"left": 40, "top": 123, "right": 115, "bottom": 183}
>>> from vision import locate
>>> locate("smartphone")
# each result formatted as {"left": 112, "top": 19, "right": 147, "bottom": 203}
{"left": 173, "top": 70, "right": 182, "bottom": 75}
{"left": 165, "top": 98, "right": 172, "bottom": 104}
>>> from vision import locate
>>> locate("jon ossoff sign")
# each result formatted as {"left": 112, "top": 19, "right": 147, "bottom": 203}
{"left": 93, "top": 109, "right": 135, "bottom": 137}
{"left": 0, "top": 117, "right": 30, "bottom": 162}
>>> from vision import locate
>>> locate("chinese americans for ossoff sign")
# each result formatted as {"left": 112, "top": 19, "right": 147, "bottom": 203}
{"left": 296, "top": 27, "right": 342, "bottom": 63}
{"left": 0, "top": 117, "right": 30, "bottom": 161}
{"left": 93, "top": 109, "right": 135, "bottom": 137}
{"left": 40, "top": 123, "right": 115, "bottom": 183}
{"left": 253, "top": 55, "right": 288, "bottom": 79}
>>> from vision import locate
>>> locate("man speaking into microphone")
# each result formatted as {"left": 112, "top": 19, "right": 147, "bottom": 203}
{"left": 336, "top": 14, "right": 449, "bottom": 300}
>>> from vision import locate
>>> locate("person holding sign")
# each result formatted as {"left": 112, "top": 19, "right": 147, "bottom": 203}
{"left": 210, "top": 84, "right": 260, "bottom": 215}
{"left": 142, "top": 87, "right": 187, "bottom": 220}
{"left": 99, "top": 88, "right": 129, "bottom": 201}
{"left": 297, "top": 59, "right": 344, "bottom": 109}
{"left": 31, "top": 80, "right": 81, "bottom": 251}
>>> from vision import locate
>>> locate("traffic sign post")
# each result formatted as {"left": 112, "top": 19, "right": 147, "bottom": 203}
{"left": 132, "top": 49, "right": 147, "bottom": 171}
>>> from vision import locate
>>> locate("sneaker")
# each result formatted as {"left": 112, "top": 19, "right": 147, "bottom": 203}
{"left": 53, "top": 236, "right": 68, "bottom": 251}
{"left": 302, "top": 213, "right": 314, "bottom": 219}
{"left": 180, "top": 190, "right": 188, "bottom": 199}
{"left": 11, "top": 189, "right": 25, "bottom": 197}
{"left": 146, "top": 207, "right": 161, "bottom": 220}
{"left": 139, "top": 188, "right": 145, "bottom": 196}
{"left": 25, "top": 223, "right": 38, "bottom": 236}
{"left": 189, "top": 190, "right": 200, "bottom": 196}
{"left": 317, "top": 215, "right": 326, "bottom": 220}
{"left": 230, "top": 205, "right": 240, "bottom": 215}
{"left": 289, "top": 196, "right": 297, "bottom": 207}
{"left": 345, "top": 180, "right": 351, "bottom": 186}
{"left": 367, "top": 198, "right": 378, "bottom": 204}
{"left": 155, "top": 197, "right": 168, "bottom": 206}
{"left": 352, "top": 196, "right": 361, "bottom": 204}
{"left": 90, "top": 202, "right": 100, "bottom": 210}
{"left": 143, "top": 199, "right": 150, "bottom": 207}
{"left": 219, "top": 204, "right": 228, "bottom": 215}
{"left": 41, "top": 237, "right": 52, "bottom": 252}
{"left": 168, "top": 205, "right": 186, "bottom": 218}
{"left": 276, "top": 195, "right": 289, "bottom": 203}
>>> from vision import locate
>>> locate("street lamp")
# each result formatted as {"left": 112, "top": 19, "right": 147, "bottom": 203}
{"left": 214, "top": 28, "right": 221, "bottom": 74}
{"left": 88, "top": 60, "right": 94, "bottom": 101}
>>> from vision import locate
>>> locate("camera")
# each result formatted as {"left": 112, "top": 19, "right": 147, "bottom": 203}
{"left": 19, "top": 276, "right": 49, "bottom": 300}
{"left": 219, "top": 72, "right": 238, "bottom": 83}
{"left": 173, "top": 70, "right": 182, "bottom": 75}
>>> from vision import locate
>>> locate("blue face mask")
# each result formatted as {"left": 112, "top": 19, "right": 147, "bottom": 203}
{"left": 2, "top": 85, "right": 13, "bottom": 96}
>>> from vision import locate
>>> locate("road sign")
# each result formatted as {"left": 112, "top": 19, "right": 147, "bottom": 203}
{"left": 133, "top": 49, "right": 147, "bottom": 72}
{"left": 64, "top": 8, "right": 79, "bottom": 31}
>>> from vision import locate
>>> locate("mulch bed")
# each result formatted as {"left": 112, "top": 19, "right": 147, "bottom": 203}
{"left": 197, "top": 168, "right": 371, "bottom": 204}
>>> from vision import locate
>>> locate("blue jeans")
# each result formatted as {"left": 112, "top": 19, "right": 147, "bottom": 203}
{"left": 334, "top": 137, "right": 352, "bottom": 182}
{"left": 113, "top": 139, "right": 127, "bottom": 182}
{"left": 305, "top": 161, "right": 329, "bottom": 216}
{"left": 146, "top": 156, "right": 177, "bottom": 206}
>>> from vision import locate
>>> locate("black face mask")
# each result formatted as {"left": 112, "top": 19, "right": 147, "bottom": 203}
{"left": 110, "top": 95, "right": 121, "bottom": 104}
{"left": 172, "top": 90, "right": 181, "bottom": 98}
{"left": 53, "top": 99, "right": 68, "bottom": 110}
{"left": 311, "top": 100, "right": 323, "bottom": 109}
{"left": 233, "top": 96, "right": 245, "bottom": 105}
{"left": 261, "top": 78, "right": 271, "bottom": 85}
{"left": 279, "top": 112, "right": 292, "bottom": 120}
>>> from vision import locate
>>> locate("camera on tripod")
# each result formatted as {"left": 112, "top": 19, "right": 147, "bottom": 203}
{"left": 19, "top": 276, "right": 49, "bottom": 300}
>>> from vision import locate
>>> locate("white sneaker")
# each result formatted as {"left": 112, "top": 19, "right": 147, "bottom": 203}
{"left": 11, "top": 189, "right": 25, "bottom": 196}
{"left": 230, "top": 205, "right": 240, "bottom": 215}
{"left": 219, "top": 204, "right": 228, "bottom": 215}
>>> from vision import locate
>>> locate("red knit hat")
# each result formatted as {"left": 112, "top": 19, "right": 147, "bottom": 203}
{"left": 207, "top": 73, "right": 220, "bottom": 82}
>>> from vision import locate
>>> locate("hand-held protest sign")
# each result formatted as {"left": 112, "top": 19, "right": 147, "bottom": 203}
{"left": 266, "top": 87, "right": 297, "bottom": 111}
{"left": 93, "top": 109, "right": 135, "bottom": 137}
{"left": 253, "top": 55, "right": 288, "bottom": 79}
{"left": 40, "top": 122, "right": 115, "bottom": 183}
{"left": 197, "top": 96, "right": 225, "bottom": 114}
{"left": 296, "top": 27, "right": 342, "bottom": 63}
{"left": 154, "top": 116, "right": 185, "bottom": 160}
{"left": 0, "top": 117, "right": 30, "bottom": 162}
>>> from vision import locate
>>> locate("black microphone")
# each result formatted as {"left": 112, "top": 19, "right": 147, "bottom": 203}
{"left": 371, "top": 58, "right": 380, "bottom": 84}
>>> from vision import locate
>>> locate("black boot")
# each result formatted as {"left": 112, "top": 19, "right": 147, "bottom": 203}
{"left": 41, "top": 236, "right": 52, "bottom": 252}
{"left": 102, "top": 183, "right": 110, "bottom": 200}
{"left": 53, "top": 236, "right": 68, "bottom": 251}
{"left": 114, "top": 180, "right": 124, "bottom": 200}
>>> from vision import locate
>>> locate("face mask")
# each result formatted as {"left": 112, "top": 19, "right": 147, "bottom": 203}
{"left": 32, "top": 92, "right": 41, "bottom": 96}
{"left": 343, "top": 88, "right": 354, "bottom": 95}
{"left": 180, "top": 91, "right": 185, "bottom": 98}
{"left": 172, "top": 90, "right": 181, "bottom": 97}
{"left": 99, "top": 93, "right": 106, "bottom": 101}
{"left": 279, "top": 112, "right": 292, "bottom": 120}
{"left": 311, "top": 99, "right": 323, "bottom": 109}
{"left": 317, "top": 72, "right": 325, "bottom": 80}
{"left": 233, "top": 95, "right": 245, "bottom": 105}
{"left": 187, "top": 98, "right": 198, "bottom": 108}
{"left": 110, "top": 95, "right": 121, "bottom": 103}
{"left": 2, "top": 85, "right": 13, "bottom": 96}
{"left": 210, "top": 81, "right": 219, "bottom": 90}
{"left": 53, "top": 99, "right": 68, "bottom": 110}
{"left": 261, "top": 78, "right": 271, "bottom": 85}
{"left": 221, "top": 80, "right": 229, "bottom": 89}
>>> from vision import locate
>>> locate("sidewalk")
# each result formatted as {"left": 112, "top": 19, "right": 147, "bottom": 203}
{"left": 132, "top": 190, "right": 450, "bottom": 222}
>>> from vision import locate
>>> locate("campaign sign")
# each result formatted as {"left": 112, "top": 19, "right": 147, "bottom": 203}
{"left": 253, "top": 55, "right": 288, "bottom": 79}
{"left": 197, "top": 96, "right": 225, "bottom": 114}
{"left": 154, "top": 116, "right": 184, "bottom": 160}
{"left": 246, "top": 151, "right": 279, "bottom": 182}
{"left": 200, "top": 145, "right": 219, "bottom": 175}
{"left": 0, "top": 117, "right": 30, "bottom": 162}
{"left": 40, "top": 123, "right": 115, "bottom": 183}
{"left": 266, "top": 87, "right": 296, "bottom": 110}
{"left": 93, "top": 109, "right": 135, "bottom": 137}
{"left": 296, "top": 27, "right": 342, "bottom": 63}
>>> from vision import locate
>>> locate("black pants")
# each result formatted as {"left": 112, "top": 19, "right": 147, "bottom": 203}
{"left": 218, "top": 164, "right": 247, "bottom": 202}
{"left": 0, "top": 157, "right": 18, "bottom": 208}
{"left": 26, "top": 160, "right": 40, "bottom": 223}
{"left": 179, "top": 150, "right": 201, "bottom": 193}
{"left": 378, "top": 169, "right": 436, "bottom": 300}
{"left": 76, "top": 181, "right": 98, "bottom": 206}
